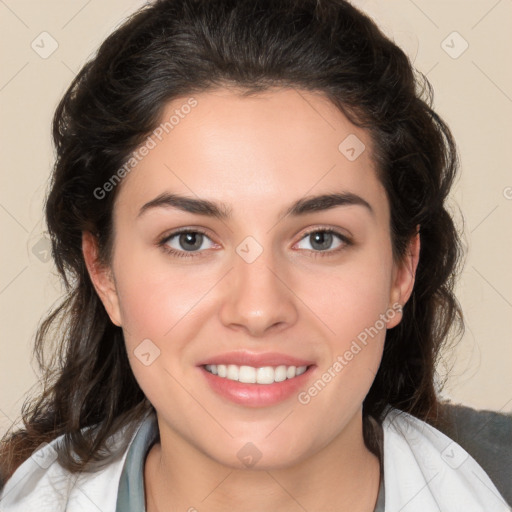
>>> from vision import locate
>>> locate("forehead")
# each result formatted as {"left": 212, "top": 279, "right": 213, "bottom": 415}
{"left": 113, "top": 87, "right": 388, "bottom": 221}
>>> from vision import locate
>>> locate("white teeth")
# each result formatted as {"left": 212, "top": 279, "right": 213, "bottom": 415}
{"left": 296, "top": 365, "right": 307, "bottom": 376}
{"left": 256, "top": 366, "right": 274, "bottom": 384}
{"left": 239, "top": 365, "right": 256, "bottom": 383}
{"left": 274, "top": 365, "right": 287, "bottom": 382}
{"left": 226, "top": 364, "right": 239, "bottom": 381}
{"left": 204, "top": 364, "right": 309, "bottom": 384}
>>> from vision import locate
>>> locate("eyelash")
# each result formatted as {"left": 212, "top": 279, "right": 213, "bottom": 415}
{"left": 157, "top": 227, "right": 352, "bottom": 259}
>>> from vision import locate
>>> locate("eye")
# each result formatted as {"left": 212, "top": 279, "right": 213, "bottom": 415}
{"left": 295, "top": 228, "right": 351, "bottom": 256}
{"left": 158, "top": 227, "right": 352, "bottom": 259}
{"left": 159, "top": 229, "right": 216, "bottom": 258}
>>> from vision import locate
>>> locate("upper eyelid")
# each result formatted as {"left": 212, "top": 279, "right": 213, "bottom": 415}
{"left": 300, "top": 226, "right": 350, "bottom": 239}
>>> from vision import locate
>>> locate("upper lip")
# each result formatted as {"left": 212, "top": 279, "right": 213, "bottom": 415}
{"left": 197, "top": 351, "right": 315, "bottom": 368}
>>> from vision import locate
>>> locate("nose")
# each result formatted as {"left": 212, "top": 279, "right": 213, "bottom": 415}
{"left": 218, "top": 247, "right": 299, "bottom": 337}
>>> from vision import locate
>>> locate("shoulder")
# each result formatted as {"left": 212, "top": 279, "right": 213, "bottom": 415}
{"left": 381, "top": 403, "right": 512, "bottom": 510}
{"left": 434, "top": 401, "right": 512, "bottom": 506}
{"left": 0, "top": 415, "right": 148, "bottom": 512}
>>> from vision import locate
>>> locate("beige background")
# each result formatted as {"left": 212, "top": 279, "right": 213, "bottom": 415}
{"left": 1, "top": 0, "right": 511, "bottom": 436}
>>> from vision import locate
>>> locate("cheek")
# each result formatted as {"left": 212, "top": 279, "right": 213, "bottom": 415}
{"left": 111, "top": 253, "right": 214, "bottom": 401}
{"left": 314, "top": 275, "right": 389, "bottom": 387}
{"left": 304, "top": 253, "right": 394, "bottom": 340}
{"left": 299, "top": 246, "right": 394, "bottom": 400}
{"left": 296, "top": 268, "right": 391, "bottom": 424}
{"left": 112, "top": 241, "right": 214, "bottom": 339}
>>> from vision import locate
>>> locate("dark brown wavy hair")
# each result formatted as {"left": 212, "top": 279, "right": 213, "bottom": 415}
{"left": 0, "top": 0, "right": 463, "bottom": 486}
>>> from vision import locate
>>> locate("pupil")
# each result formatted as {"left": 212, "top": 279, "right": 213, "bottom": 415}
{"left": 311, "top": 232, "right": 332, "bottom": 251}
{"left": 180, "top": 232, "right": 202, "bottom": 251}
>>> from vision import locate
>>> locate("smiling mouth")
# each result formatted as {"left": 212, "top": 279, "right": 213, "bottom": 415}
{"left": 202, "top": 363, "right": 313, "bottom": 384}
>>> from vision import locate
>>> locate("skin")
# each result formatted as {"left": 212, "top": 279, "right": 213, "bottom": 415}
{"left": 83, "top": 87, "right": 420, "bottom": 512}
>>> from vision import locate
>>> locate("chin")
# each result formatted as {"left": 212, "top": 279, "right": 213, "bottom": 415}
{"left": 203, "top": 435, "right": 317, "bottom": 471}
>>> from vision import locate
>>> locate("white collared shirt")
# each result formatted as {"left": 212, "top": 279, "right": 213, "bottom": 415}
{"left": 0, "top": 407, "right": 509, "bottom": 511}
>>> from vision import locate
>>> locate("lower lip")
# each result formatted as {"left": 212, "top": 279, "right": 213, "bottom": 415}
{"left": 198, "top": 365, "right": 316, "bottom": 407}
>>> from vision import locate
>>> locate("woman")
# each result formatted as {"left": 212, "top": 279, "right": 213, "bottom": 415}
{"left": 0, "top": 0, "right": 510, "bottom": 510}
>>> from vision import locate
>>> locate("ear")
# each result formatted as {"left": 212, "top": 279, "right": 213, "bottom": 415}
{"left": 82, "top": 231, "right": 122, "bottom": 327}
{"left": 386, "top": 227, "right": 420, "bottom": 329}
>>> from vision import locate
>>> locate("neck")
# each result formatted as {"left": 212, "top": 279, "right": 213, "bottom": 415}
{"left": 145, "top": 412, "right": 381, "bottom": 512}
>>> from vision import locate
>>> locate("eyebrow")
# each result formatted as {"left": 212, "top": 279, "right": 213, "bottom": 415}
{"left": 137, "top": 191, "right": 373, "bottom": 220}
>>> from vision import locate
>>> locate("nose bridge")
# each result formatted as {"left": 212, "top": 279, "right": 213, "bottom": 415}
{"left": 219, "top": 238, "right": 298, "bottom": 335}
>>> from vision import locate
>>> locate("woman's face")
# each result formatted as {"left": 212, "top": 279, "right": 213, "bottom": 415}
{"left": 85, "top": 87, "right": 417, "bottom": 469}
